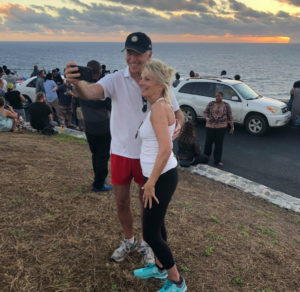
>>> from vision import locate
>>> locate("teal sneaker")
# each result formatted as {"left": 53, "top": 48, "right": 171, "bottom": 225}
{"left": 157, "top": 278, "right": 187, "bottom": 291}
{"left": 133, "top": 263, "right": 167, "bottom": 280}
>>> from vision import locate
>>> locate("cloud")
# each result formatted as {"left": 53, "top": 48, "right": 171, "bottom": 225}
{"left": 277, "top": 0, "right": 300, "bottom": 7}
{"left": 0, "top": 1, "right": 300, "bottom": 42}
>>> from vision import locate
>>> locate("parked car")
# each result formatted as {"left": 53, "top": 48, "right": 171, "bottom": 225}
{"left": 16, "top": 75, "right": 64, "bottom": 114}
{"left": 15, "top": 76, "right": 37, "bottom": 110}
{"left": 174, "top": 77, "right": 291, "bottom": 135}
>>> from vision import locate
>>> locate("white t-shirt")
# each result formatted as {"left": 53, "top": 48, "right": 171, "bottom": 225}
{"left": 98, "top": 67, "right": 179, "bottom": 159}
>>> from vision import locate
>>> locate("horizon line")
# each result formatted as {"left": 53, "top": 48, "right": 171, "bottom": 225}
{"left": 0, "top": 41, "right": 298, "bottom": 44}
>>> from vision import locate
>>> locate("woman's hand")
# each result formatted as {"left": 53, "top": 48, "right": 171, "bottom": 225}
{"left": 229, "top": 127, "right": 234, "bottom": 135}
{"left": 142, "top": 181, "right": 159, "bottom": 209}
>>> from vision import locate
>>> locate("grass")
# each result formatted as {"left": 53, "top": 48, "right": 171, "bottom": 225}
{"left": 0, "top": 132, "right": 299, "bottom": 292}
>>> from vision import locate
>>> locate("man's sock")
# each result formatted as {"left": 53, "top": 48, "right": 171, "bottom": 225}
{"left": 127, "top": 236, "right": 135, "bottom": 244}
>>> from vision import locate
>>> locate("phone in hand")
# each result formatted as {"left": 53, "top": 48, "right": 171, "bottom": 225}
{"left": 72, "top": 65, "right": 93, "bottom": 82}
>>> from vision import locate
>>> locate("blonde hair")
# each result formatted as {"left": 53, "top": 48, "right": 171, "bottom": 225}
{"left": 142, "top": 58, "right": 174, "bottom": 104}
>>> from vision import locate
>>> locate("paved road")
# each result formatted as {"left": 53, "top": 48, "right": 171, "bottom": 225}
{"left": 175, "top": 121, "right": 300, "bottom": 199}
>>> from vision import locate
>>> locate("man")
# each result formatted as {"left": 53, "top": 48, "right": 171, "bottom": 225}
{"left": 79, "top": 60, "right": 112, "bottom": 192}
{"left": 30, "top": 65, "right": 39, "bottom": 77}
{"left": 65, "top": 32, "right": 184, "bottom": 264}
{"left": 36, "top": 70, "right": 45, "bottom": 94}
{"left": 28, "top": 92, "right": 53, "bottom": 131}
{"left": 172, "top": 72, "right": 181, "bottom": 88}
{"left": 56, "top": 79, "right": 74, "bottom": 127}
{"left": 52, "top": 69, "right": 63, "bottom": 86}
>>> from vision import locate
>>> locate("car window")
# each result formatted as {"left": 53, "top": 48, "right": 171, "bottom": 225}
{"left": 194, "top": 82, "right": 215, "bottom": 97}
{"left": 179, "top": 82, "right": 215, "bottom": 97}
{"left": 215, "top": 84, "right": 238, "bottom": 100}
{"left": 178, "top": 83, "right": 197, "bottom": 94}
{"left": 27, "top": 79, "right": 37, "bottom": 88}
{"left": 233, "top": 83, "right": 259, "bottom": 100}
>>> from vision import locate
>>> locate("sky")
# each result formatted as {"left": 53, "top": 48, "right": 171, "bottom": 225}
{"left": 1, "top": 0, "right": 300, "bottom": 43}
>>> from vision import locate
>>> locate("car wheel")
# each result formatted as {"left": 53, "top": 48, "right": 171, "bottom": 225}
{"left": 245, "top": 114, "right": 268, "bottom": 136}
{"left": 181, "top": 106, "right": 196, "bottom": 122}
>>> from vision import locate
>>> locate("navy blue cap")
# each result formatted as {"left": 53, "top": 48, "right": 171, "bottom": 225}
{"left": 122, "top": 32, "right": 152, "bottom": 54}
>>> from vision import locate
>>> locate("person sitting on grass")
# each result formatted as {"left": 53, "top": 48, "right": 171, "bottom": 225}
{"left": 4, "top": 83, "right": 26, "bottom": 120}
{"left": 0, "top": 96, "right": 19, "bottom": 132}
{"left": 177, "top": 121, "right": 208, "bottom": 167}
{"left": 28, "top": 92, "right": 54, "bottom": 132}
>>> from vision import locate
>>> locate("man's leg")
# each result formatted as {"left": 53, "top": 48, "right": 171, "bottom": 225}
{"left": 114, "top": 183, "right": 133, "bottom": 239}
{"left": 111, "top": 183, "right": 137, "bottom": 262}
{"left": 86, "top": 132, "right": 111, "bottom": 191}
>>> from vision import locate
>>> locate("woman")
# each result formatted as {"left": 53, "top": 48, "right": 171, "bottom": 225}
{"left": 4, "top": 83, "right": 26, "bottom": 120}
{"left": 177, "top": 121, "right": 208, "bottom": 167}
{"left": 204, "top": 91, "right": 234, "bottom": 166}
{"left": 133, "top": 59, "right": 187, "bottom": 292}
{"left": 0, "top": 96, "right": 19, "bottom": 132}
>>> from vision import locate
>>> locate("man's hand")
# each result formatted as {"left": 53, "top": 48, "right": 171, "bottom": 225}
{"left": 65, "top": 62, "right": 81, "bottom": 85}
{"left": 172, "top": 119, "right": 181, "bottom": 140}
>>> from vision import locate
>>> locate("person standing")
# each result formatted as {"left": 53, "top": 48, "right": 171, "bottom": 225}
{"left": 56, "top": 80, "right": 74, "bottom": 127}
{"left": 65, "top": 32, "right": 184, "bottom": 265}
{"left": 79, "top": 60, "right": 112, "bottom": 192}
{"left": 172, "top": 72, "right": 181, "bottom": 88}
{"left": 30, "top": 65, "right": 39, "bottom": 77}
{"left": 133, "top": 59, "right": 187, "bottom": 292}
{"left": 204, "top": 91, "right": 234, "bottom": 166}
{"left": 35, "top": 70, "right": 45, "bottom": 94}
{"left": 44, "top": 73, "right": 62, "bottom": 124}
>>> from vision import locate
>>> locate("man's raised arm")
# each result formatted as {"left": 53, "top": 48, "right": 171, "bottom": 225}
{"left": 65, "top": 62, "right": 105, "bottom": 100}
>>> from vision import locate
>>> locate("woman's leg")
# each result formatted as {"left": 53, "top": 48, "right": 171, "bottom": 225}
{"left": 204, "top": 127, "right": 214, "bottom": 158}
{"left": 213, "top": 128, "right": 226, "bottom": 164}
{"left": 142, "top": 168, "right": 178, "bottom": 271}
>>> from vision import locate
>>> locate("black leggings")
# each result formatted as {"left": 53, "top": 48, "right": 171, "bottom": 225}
{"left": 143, "top": 167, "right": 178, "bottom": 270}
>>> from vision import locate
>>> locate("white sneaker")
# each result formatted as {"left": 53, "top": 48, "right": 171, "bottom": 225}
{"left": 110, "top": 238, "right": 137, "bottom": 262}
{"left": 138, "top": 242, "right": 155, "bottom": 265}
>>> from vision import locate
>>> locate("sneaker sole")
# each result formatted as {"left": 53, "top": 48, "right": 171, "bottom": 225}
{"left": 133, "top": 272, "right": 168, "bottom": 280}
{"left": 110, "top": 247, "right": 136, "bottom": 262}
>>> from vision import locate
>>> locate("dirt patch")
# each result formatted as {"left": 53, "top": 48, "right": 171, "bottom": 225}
{"left": 0, "top": 132, "right": 299, "bottom": 292}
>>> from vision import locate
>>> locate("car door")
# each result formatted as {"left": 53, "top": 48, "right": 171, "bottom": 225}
{"left": 192, "top": 82, "right": 215, "bottom": 117}
{"left": 215, "top": 84, "right": 243, "bottom": 123}
{"left": 24, "top": 78, "right": 37, "bottom": 101}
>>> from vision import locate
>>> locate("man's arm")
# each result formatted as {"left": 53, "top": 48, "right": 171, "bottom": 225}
{"left": 65, "top": 62, "right": 105, "bottom": 100}
{"left": 175, "top": 108, "right": 184, "bottom": 126}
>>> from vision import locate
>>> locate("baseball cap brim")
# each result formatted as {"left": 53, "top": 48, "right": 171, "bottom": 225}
{"left": 121, "top": 45, "right": 147, "bottom": 54}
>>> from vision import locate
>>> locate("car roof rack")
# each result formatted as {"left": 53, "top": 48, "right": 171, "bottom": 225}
{"left": 186, "top": 76, "right": 224, "bottom": 82}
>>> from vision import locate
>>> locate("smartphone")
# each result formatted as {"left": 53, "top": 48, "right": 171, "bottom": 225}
{"left": 72, "top": 65, "right": 93, "bottom": 82}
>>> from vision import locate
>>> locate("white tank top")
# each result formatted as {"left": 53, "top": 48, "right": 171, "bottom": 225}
{"left": 139, "top": 98, "right": 177, "bottom": 177}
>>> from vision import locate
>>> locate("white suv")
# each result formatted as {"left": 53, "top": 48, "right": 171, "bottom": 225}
{"left": 174, "top": 77, "right": 291, "bottom": 135}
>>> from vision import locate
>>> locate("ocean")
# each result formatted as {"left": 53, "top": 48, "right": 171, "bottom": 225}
{"left": 1, "top": 42, "right": 299, "bottom": 100}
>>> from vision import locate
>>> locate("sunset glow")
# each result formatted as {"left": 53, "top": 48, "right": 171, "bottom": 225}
{"left": 0, "top": 1, "right": 299, "bottom": 43}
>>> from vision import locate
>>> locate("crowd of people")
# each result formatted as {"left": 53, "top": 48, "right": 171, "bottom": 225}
{"left": 1, "top": 32, "right": 300, "bottom": 291}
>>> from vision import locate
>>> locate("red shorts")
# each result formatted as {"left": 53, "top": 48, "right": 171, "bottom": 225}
{"left": 111, "top": 154, "right": 144, "bottom": 186}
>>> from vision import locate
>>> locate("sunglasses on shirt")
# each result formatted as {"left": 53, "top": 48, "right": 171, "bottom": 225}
{"left": 142, "top": 97, "right": 147, "bottom": 112}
